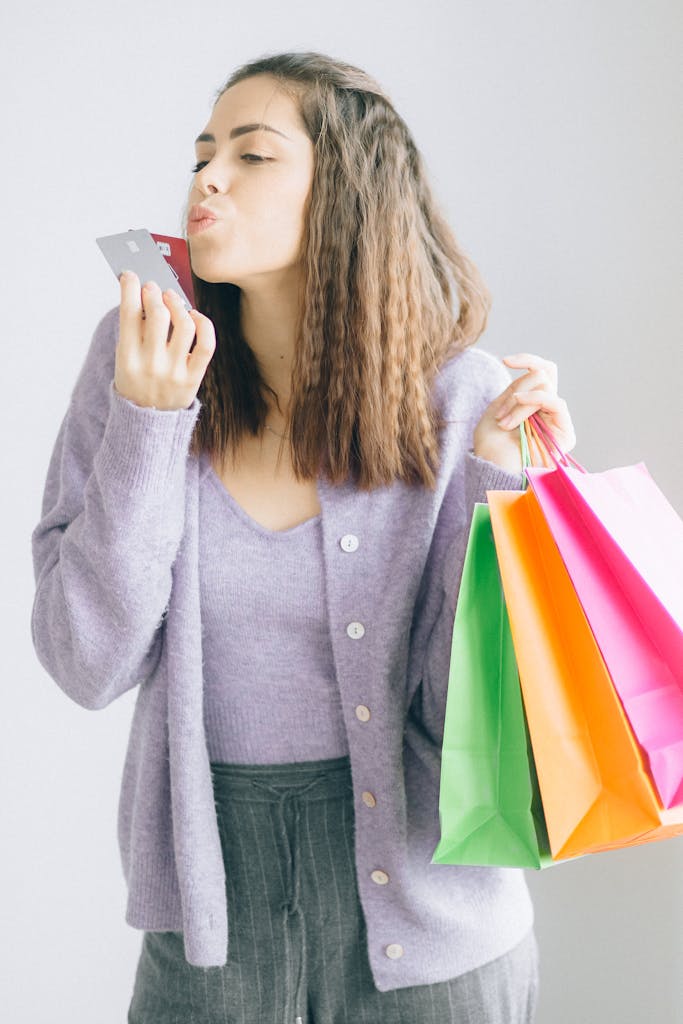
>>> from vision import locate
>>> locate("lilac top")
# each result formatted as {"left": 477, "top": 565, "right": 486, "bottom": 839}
{"left": 199, "top": 451, "right": 348, "bottom": 763}
{"left": 30, "top": 305, "right": 534, "bottom": 991}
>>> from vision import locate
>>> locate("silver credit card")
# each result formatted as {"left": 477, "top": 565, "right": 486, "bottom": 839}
{"left": 96, "top": 228, "right": 193, "bottom": 310}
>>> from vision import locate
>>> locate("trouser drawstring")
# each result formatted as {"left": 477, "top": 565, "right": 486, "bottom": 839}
{"left": 250, "top": 773, "right": 326, "bottom": 1024}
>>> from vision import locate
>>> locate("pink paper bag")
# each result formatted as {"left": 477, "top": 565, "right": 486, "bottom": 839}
{"left": 524, "top": 415, "right": 683, "bottom": 809}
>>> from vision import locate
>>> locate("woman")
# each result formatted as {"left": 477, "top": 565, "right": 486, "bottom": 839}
{"left": 31, "top": 51, "right": 575, "bottom": 1023}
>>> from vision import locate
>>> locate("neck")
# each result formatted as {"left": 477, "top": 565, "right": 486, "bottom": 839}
{"left": 239, "top": 272, "right": 302, "bottom": 418}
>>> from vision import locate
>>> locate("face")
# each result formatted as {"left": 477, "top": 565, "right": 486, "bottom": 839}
{"left": 185, "top": 76, "right": 315, "bottom": 288}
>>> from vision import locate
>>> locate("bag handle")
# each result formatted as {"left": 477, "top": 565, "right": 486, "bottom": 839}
{"left": 525, "top": 412, "right": 587, "bottom": 473}
{"left": 518, "top": 418, "right": 544, "bottom": 488}
{"left": 523, "top": 417, "right": 554, "bottom": 469}
{"left": 517, "top": 418, "right": 555, "bottom": 487}
{"left": 517, "top": 411, "right": 586, "bottom": 486}
{"left": 519, "top": 420, "right": 530, "bottom": 490}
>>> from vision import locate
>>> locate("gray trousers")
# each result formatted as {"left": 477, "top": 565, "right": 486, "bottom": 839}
{"left": 128, "top": 755, "right": 539, "bottom": 1023}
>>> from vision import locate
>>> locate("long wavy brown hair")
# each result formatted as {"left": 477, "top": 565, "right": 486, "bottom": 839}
{"left": 183, "top": 51, "right": 492, "bottom": 491}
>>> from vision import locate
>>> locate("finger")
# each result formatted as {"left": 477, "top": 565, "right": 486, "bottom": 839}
{"left": 513, "top": 390, "right": 566, "bottom": 411}
{"left": 502, "top": 353, "right": 558, "bottom": 391}
{"left": 162, "top": 289, "right": 198, "bottom": 353}
{"left": 186, "top": 310, "right": 217, "bottom": 375}
{"left": 118, "top": 271, "right": 143, "bottom": 348}
{"left": 488, "top": 371, "right": 546, "bottom": 413}
{"left": 492, "top": 364, "right": 556, "bottom": 413}
{"left": 498, "top": 390, "right": 572, "bottom": 435}
{"left": 510, "top": 391, "right": 569, "bottom": 424}
{"left": 495, "top": 370, "right": 554, "bottom": 419}
{"left": 140, "top": 281, "right": 171, "bottom": 343}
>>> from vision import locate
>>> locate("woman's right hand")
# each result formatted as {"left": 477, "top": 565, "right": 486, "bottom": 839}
{"left": 114, "top": 270, "right": 216, "bottom": 410}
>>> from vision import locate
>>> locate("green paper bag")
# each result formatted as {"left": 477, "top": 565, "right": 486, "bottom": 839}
{"left": 432, "top": 501, "right": 553, "bottom": 869}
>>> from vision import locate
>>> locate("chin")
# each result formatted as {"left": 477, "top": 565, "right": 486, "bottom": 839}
{"left": 196, "top": 271, "right": 243, "bottom": 288}
{"left": 188, "top": 255, "right": 242, "bottom": 288}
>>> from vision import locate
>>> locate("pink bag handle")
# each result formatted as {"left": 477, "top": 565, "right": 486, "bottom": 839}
{"left": 527, "top": 412, "right": 587, "bottom": 473}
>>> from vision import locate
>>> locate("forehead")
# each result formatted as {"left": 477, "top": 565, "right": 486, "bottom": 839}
{"left": 201, "top": 76, "right": 306, "bottom": 141}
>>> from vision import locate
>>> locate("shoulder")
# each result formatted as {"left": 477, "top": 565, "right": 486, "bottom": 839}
{"left": 431, "top": 344, "right": 513, "bottom": 416}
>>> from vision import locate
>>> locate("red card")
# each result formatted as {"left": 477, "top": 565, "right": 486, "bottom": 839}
{"left": 150, "top": 233, "right": 195, "bottom": 309}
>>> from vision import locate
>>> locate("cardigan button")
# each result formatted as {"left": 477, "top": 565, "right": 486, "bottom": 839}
{"left": 385, "top": 943, "right": 404, "bottom": 959}
{"left": 340, "top": 533, "right": 359, "bottom": 552}
{"left": 347, "top": 622, "right": 365, "bottom": 639}
{"left": 355, "top": 705, "right": 371, "bottom": 722}
{"left": 361, "top": 791, "right": 377, "bottom": 807}
{"left": 371, "top": 869, "right": 389, "bottom": 885}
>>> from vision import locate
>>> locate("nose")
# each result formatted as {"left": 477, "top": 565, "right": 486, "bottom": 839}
{"left": 194, "top": 161, "right": 228, "bottom": 197}
{"left": 195, "top": 179, "right": 219, "bottom": 197}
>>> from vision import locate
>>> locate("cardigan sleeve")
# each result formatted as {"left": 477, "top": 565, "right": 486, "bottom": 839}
{"left": 405, "top": 347, "right": 525, "bottom": 748}
{"left": 408, "top": 452, "right": 523, "bottom": 748}
{"left": 30, "top": 307, "right": 201, "bottom": 711}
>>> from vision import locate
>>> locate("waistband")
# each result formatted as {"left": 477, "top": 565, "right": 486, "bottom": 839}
{"left": 209, "top": 754, "right": 353, "bottom": 803}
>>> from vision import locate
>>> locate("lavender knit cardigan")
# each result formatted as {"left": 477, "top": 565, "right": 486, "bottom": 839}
{"left": 30, "top": 306, "right": 533, "bottom": 991}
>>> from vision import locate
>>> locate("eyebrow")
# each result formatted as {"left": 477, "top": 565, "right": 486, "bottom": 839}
{"left": 194, "top": 123, "right": 292, "bottom": 145}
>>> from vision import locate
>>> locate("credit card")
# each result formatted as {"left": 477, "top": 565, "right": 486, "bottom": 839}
{"left": 96, "top": 228, "right": 195, "bottom": 310}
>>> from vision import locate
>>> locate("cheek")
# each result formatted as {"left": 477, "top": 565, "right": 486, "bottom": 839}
{"left": 248, "top": 193, "right": 306, "bottom": 247}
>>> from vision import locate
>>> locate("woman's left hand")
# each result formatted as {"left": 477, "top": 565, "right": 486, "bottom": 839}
{"left": 472, "top": 353, "right": 577, "bottom": 473}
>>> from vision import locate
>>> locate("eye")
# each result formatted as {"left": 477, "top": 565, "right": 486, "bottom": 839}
{"left": 190, "top": 154, "right": 269, "bottom": 173}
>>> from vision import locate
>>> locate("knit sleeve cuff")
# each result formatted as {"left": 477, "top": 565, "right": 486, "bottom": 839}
{"left": 94, "top": 380, "right": 202, "bottom": 496}
{"left": 465, "top": 449, "right": 524, "bottom": 509}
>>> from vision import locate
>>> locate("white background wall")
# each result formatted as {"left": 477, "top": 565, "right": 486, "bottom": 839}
{"left": 4, "top": 1, "right": 682, "bottom": 1020}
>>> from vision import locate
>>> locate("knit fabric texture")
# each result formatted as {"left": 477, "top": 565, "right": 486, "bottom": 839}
{"left": 198, "top": 462, "right": 348, "bottom": 763}
{"left": 30, "top": 306, "right": 534, "bottom": 991}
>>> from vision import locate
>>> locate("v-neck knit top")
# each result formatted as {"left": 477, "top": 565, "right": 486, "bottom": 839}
{"left": 199, "top": 451, "right": 348, "bottom": 763}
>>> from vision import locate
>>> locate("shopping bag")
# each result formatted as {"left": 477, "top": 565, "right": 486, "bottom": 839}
{"left": 488, "top": 482, "right": 683, "bottom": 860}
{"left": 523, "top": 414, "right": 683, "bottom": 808}
{"left": 432, "top": 501, "right": 553, "bottom": 868}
